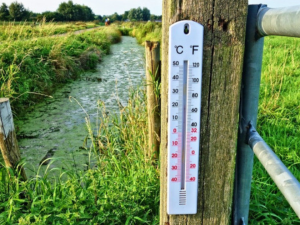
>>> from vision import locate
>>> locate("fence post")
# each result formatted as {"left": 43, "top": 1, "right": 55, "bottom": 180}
{"left": 159, "top": 0, "right": 248, "bottom": 223}
{"left": 0, "top": 98, "right": 27, "bottom": 180}
{"left": 145, "top": 41, "right": 161, "bottom": 159}
{"left": 232, "top": 4, "right": 266, "bottom": 225}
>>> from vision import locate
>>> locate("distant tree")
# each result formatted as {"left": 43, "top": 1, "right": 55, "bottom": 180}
{"left": 40, "top": 11, "right": 64, "bottom": 22}
{"left": 142, "top": 7, "right": 150, "bottom": 21}
{"left": 57, "top": 1, "right": 74, "bottom": 21}
{"left": 0, "top": 3, "right": 9, "bottom": 21}
{"left": 58, "top": 1, "right": 94, "bottom": 21}
{"left": 110, "top": 12, "right": 121, "bottom": 22}
{"left": 81, "top": 5, "right": 94, "bottom": 21}
{"left": 128, "top": 7, "right": 143, "bottom": 21}
{"left": 122, "top": 11, "right": 129, "bottom": 21}
{"left": 150, "top": 14, "right": 155, "bottom": 21}
{"left": 30, "top": 12, "right": 40, "bottom": 21}
{"left": 150, "top": 14, "right": 162, "bottom": 21}
{"left": 95, "top": 15, "right": 102, "bottom": 21}
{"left": 128, "top": 8, "right": 136, "bottom": 21}
{"left": 73, "top": 4, "right": 84, "bottom": 21}
{"left": 9, "top": 1, "right": 30, "bottom": 21}
{"left": 135, "top": 7, "right": 143, "bottom": 21}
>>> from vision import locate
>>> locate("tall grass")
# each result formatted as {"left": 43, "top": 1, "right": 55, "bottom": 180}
{"left": 0, "top": 87, "right": 159, "bottom": 224}
{"left": 0, "top": 19, "right": 99, "bottom": 42}
{"left": 1, "top": 21, "right": 299, "bottom": 224}
{"left": 0, "top": 27, "right": 121, "bottom": 109}
{"left": 249, "top": 36, "right": 300, "bottom": 224}
{"left": 117, "top": 22, "right": 162, "bottom": 45}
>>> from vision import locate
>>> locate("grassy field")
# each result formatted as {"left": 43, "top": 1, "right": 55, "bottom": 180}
{"left": 249, "top": 36, "right": 300, "bottom": 224}
{"left": 0, "top": 25, "right": 121, "bottom": 110}
{"left": 0, "top": 88, "right": 159, "bottom": 224}
{"left": 117, "top": 22, "right": 162, "bottom": 44}
{"left": 0, "top": 21, "right": 299, "bottom": 224}
{"left": 0, "top": 22, "right": 159, "bottom": 224}
{"left": 0, "top": 20, "right": 99, "bottom": 41}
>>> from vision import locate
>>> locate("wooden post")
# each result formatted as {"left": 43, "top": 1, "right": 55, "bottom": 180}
{"left": 145, "top": 41, "right": 161, "bottom": 159}
{"left": 0, "top": 98, "right": 27, "bottom": 180}
{"left": 160, "top": 0, "right": 248, "bottom": 224}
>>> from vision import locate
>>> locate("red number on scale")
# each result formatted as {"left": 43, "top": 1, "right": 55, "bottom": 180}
{"left": 191, "top": 150, "right": 195, "bottom": 155}
{"left": 190, "top": 177, "right": 196, "bottom": 182}
{"left": 191, "top": 128, "right": 197, "bottom": 133}
{"left": 171, "top": 153, "right": 178, "bottom": 158}
{"left": 171, "top": 177, "right": 178, "bottom": 182}
{"left": 172, "top": 141, "right": 178, "bottom": 146}
{"left": 190, "top": 164, "right": 196, "bottom": 169}
{"left": 173, "top": 128, "right": 177, "bottom": 133}
{"left": 172, "top": 165, "right": 178, "bottom": 170}
{"left": 191, "top": 136, "right": 197, "bottom": 142}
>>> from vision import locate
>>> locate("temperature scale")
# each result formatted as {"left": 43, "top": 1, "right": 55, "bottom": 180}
{"left": 167, "top": 20, "right": 204, "bottom": 215}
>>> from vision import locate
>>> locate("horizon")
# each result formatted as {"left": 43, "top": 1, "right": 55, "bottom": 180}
{"left": 0, "top": 0, "right": 298, "bottom": 16}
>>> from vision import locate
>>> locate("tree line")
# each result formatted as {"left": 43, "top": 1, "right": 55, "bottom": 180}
{"left": 101, "top": 7, "right": 162, "bottom": 23}
{"left": 0, "top": 1, "right": 162, "bottom": 22}
{"left": 0, "top": 1, "right": 94, "bottom": 21}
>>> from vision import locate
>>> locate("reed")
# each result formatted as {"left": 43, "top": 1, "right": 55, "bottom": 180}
{"left": 0, "top": 27, "right": 122, "bottom": 110}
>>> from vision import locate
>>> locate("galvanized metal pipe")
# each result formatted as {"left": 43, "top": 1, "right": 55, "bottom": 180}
{"left": 248, "top": 123, "right": 300, "bottom": 219}
{"left": 257, "top": 5, "right": 300, "bottom": 37}
{"left": 233, "top": 5, "right": 265, "bottom": 225}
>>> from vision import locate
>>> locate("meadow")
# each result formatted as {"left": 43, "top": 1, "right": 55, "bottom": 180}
{"left": 0, "top": 21, "right": 299, "bottom": 224}
{"left": 117, "top": 21, "right": 162, "bottom": 44}
{"left": 0, "top": 22, "right": 160, "bottom": 224}
{"left": 0, "top": 24, "right": 121, "bottom": 110}
{"left": 249, "top": 36, "right": 300, "bottom": 224}
{"left": 0, "top": 20, "right": 99, "bottom": 41}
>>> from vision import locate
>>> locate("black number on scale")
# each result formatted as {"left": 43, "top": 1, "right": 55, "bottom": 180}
{"left": 193, "top": 78, "right": 199, "bottom": 83}
{"left": 191, "top": 108, "right": 198, "bottom": 113}
{"left": 172, "top": 102, "right": 178, "bottom": 107}
{"left": 172, "top": 75, "right": 179, "bottom": 80}
{"left": 173, "top": 61, "right": 179, "bottom": 66}
{"left": 173, "top": 89, "right": 179, "bottom": 93}
{"left": 191, "top": 122, "right": 197, "bottom": 126}
{"left": 193, "top": 62, "right": 199, "bottom": 67}
{"left": 173, "top": 115, "right": 178, "bottom": 120}
{"left": 192, "top": 93, "right": 198, "bottom": 98}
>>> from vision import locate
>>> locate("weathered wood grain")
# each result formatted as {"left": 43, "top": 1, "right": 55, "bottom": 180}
{"left": 160, "top": 0, "right": 248, "bottom": 224}
{"left": 145, "top": 41, "right": 161, "bottom": 159}
{"left": 0, "top": 98, "right": 27, "bottom": 180}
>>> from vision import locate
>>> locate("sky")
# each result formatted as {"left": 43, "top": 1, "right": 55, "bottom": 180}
{"left": 0, "top": 0, "right": 163, "bottom": 15}
{"left": 248, "top": 0, "right": 300, "bottom": 8}
{"left": 0, "top": 0, "right": 299, "bottom": 16}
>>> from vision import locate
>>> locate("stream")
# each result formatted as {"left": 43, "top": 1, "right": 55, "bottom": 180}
{"left": 16, "top": 36, "right": 145, "bottom": 176}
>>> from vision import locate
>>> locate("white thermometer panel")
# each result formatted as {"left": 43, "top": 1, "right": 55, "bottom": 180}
{"left": 167, "top": 20, "right": 203, "bottom": 215}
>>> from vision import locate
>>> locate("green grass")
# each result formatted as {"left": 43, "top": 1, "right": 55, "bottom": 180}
{"left": 1, "top": 22, "right": 300, "bottom": 224}
{"left": 249, "top": 36, "right": 300, "bottom": 224}
{"left": 0, "top": 88, "right": 159, "bottom": 224}
{"left": 0, "top": 27, "right": 121, "bottom": 109}
{"left": 0, "top": 20, "right": 100, "bottom": 41}
{"left": 117, "top": 22, "right": 162, "bottom": 45}
{"left": 0, "top": 23, "right": 159, "bottom": 223}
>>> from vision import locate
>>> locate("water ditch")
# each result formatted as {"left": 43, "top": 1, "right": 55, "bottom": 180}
{"left": 16, "top": 36, "right": 145, "bottom": 176}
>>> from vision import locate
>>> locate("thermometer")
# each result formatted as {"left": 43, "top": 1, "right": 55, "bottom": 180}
{"left": 167, "top": 20, "right": 204, "bottom": 215}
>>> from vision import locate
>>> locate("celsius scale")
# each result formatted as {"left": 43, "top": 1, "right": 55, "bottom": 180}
{"left": 167, "top": 20, "right": 204, "bottom": 215}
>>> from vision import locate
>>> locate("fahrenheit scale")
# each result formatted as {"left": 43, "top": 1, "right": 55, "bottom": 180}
{"left": 167, "top": 21, "right": 204, "bottom": 215}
